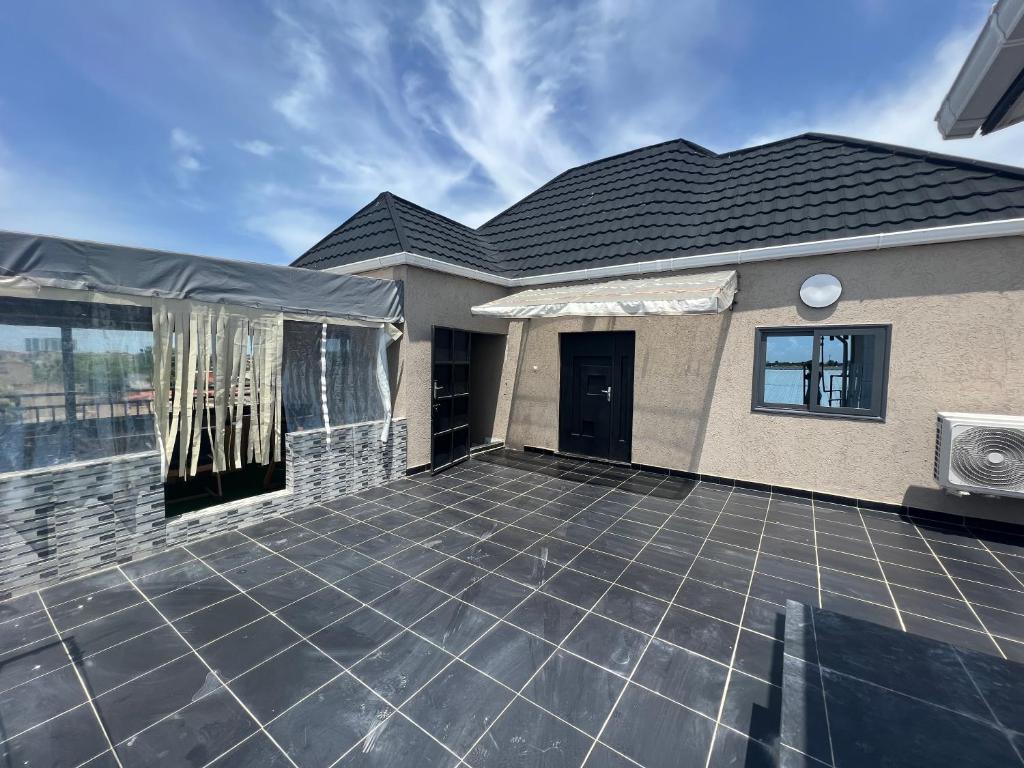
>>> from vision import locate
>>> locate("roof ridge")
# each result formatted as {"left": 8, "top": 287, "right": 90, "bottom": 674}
{"left": 290, "top": 193, "right": 394, "bottom": 267}
{"left": 478, "top": 138, "right": 713, "bottom": 230}
{"left": 802, "top": 132, "right": 1024, "bottom": 180}
{"left": 381, "top": 192, "right": 411, "bottom": 254}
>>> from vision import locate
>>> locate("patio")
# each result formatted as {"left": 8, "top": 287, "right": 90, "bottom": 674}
{"left": 1, "top": 449, "right": 1023, "bottom": 768}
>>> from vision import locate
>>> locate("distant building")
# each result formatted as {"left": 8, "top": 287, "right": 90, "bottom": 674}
{"left": 24, "top": 337, "right": 64, "bottom": 353}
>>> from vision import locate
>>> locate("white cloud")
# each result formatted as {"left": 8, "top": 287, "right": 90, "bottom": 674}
{"left": 744, "top": 29, "right": 1024, "bottom": 167}
{"left": 261, "top": 0, "right": 721, "bottom": 229}
{"left": 272, "top": 11, "right": 330, "bottom": 131}
{"left": 244, "top": 207, "right": 336, "bottom": 260}
{"left": 170, "top": 127, "right": 202, "bottom": 154}
{"left": 169, "top": 127, "right": 204, "bottom": 187}
{"left": 236, "top": 139, "right": 277, "bottom": 157}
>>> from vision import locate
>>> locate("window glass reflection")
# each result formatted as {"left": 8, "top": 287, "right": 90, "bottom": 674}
{"left": 763, "top": 333, "right": 813, "bottom": 406}
{"left": 817, "top": 333, "right": 876, "bottom": 409}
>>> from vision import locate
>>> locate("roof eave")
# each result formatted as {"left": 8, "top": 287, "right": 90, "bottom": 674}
{"left": 936, "top": 0, "right": 1024, "bottom": 139}
{"left": 321, "top": 217, "right": 1024, "bottom": 288}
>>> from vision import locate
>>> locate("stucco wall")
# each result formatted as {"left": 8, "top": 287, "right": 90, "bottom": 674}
{"left": 503, "top": 236, "right": 1024, "bottom": 522}
{"left": 348, "top": 265, "right": 509, "bottom": 469}
{"left": 504, "top": 313, "right": 731, "bottom": 472}
{"left": 469, "top": 332, "right": 507, "bottom": 446}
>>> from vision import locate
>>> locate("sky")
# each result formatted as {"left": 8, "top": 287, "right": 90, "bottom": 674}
{"left": 1, "top": 0, "right": 1021, "bottom": 266}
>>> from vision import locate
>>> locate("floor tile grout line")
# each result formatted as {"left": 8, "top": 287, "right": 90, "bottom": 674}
{"left": 976, "top": 539, "right": 1024, "bottom": 592}
{"left": 12, "top": 463, "right": 499, "bottom": 622}
{"left": 284, "top": 462, "right": 664, "bottom": 765}
{"left": 908, "top": 522, "right": 1007, "bottom": 659}
{"left": 15, "top": 466, "right": 543, "bottom": 666}
{"left": 0, "top": 466, "right": 675, "bottom": 741}
{"left": 8, "top": 476, "right": 1012, "bottom": 618}
{"left": 196, "top": 729, "right": 268, "bottom": 768}
{"left": 0, "top": 518, "right": 453, "bottom": 697}
{"left": 2, "top": 571, "right": 371, "bottom": 719}
{"left": 803, "top": 644, "right": 1024, "bottom": 735}
{"left": 577, "top": 484, "right": 739, "bottom": 767}
{"left": 951, "top": 648, "right": 1024, "bottom": 766}
{"left": 36, "top": 599, "right": 125, "bottom": 768}
{"left": 536, "top": 504, "right": 1024, "bottom": 602}
{"left": 180, "top": 543, "right": 471, "bottom": 768}
{"left": 213, "top": 460, "right": 649, "bottom": 761}
{"left": 115, "top": 565, "right": 302, "bottom": 768}
{"left": 11, "top": 493, "right": 1016, "bottom": 724}
{"left": 808, "top": 603, "right": 837, "bottom": 768}
{"left": 0, "top": 581, "right": 381, "bottom": 745}
{"left": 702, "top": 485, "right": 770, "bottom": 768}
{"left": 15, "top": 456, "right": 1024, "bottom": 766}
{"left": 17, "top": 471, "right": 448, "bottom": 612}
{"left": 339, "top": 465, "right": 679, "bottom": 764}
{"left": 452, "top": 471, "right": 695, "bottom": 767}
{"left": 284, "top": 504, "right": 791, "bottom": 696}
{"left": 282, "top": 506, "right": 785, "bottom": 699}
{"left": 810, "top": 494, "right": 823, "bottom": 609}
{"left": 14, "top": 477, "right": 1020, "bottom": 642}
{"left": 854, "top": 503, "right": 906, "bottom": 632}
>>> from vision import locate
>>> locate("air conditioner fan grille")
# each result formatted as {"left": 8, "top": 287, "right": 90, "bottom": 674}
{"left": 951, "top": 426, "right": 1024, "bottom": 489}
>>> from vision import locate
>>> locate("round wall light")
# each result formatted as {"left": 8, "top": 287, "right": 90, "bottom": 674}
{"left": 799, "top": 273, "right": 842, "bottom": 308}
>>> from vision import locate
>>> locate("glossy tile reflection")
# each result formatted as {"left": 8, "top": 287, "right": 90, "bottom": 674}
{"left": 0, "top": 449, "right": 1021, "bottom": 766}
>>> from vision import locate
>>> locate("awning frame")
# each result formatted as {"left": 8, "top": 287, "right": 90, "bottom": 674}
{"left": 470, "top": 270, "right": 737, "bottom": 319}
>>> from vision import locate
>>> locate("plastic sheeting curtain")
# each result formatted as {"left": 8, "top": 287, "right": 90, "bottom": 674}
{"left": 0, "top": 296, "right": 156, "bottom": 473}
{"left": 151, "top": 301, "right": 283, "bottom": 481}
{"left": 281, "top": 321, "right": 395, "bottom": 440}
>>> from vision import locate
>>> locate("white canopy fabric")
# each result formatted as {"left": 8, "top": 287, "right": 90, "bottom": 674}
{"left": 471, "top": 271, "right": 738, "bottom": 318}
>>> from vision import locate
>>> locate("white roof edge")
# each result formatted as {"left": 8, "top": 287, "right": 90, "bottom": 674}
{"left": 322, "top": 217, "right": 1024, "bottom": 288}
{"left": 936, "top": 0, "right": 1024, "bottom": 139}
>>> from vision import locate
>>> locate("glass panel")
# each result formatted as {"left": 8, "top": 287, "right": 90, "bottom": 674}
{"left": 434, "top": 328, "right": 452, "bottom": 363}
{"left": 452, "top": 426, "right": 469, "bottom": 461}
{"left": 762, "top": 333, "right": 813, "bottom": 406}
{"left": 453, "top": 330, "right": 470, "bottom": 363}
{"left": 452, "top": 364, "right": 469, "bottom": 396}
{"left": 0, "top": 298, "right": 156, "bottom": 473}
{"left": 452, "top": 393, "right": 469, "bottom": 427}
{"left": 281, "top": 321, "right": 324, "bottom": 432}
{"left": 282, "top": 322, "right": 387, "bottom": 432}
{"left": 817, "top": 332, "right": 877, "bottom": 410}
{"left": 325, "top": 326, "right": 387, "bottom": 426}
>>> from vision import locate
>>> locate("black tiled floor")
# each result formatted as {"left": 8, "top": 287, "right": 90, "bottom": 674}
{"left": 782, "top": 601, "right": 1024, "bottom": 768}
{"left": 2, "top": 449, "right": 1023, "bottom": 766}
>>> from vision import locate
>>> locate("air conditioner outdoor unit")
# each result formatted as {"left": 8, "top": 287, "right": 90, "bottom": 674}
{"left": 935, "top": 413, "right": 1024, "bottom": 499}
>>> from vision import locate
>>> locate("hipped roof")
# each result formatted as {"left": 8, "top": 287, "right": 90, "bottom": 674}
{"left": 293, "top": 133, "right": 1024, "bottom": 279}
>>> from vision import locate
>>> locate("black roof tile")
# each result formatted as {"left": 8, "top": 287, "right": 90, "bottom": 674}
{"left": 292, "top": 133, "right": 1024, "bottom": 277}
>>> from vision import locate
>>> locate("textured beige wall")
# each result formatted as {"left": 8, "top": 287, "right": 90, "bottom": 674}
{"left": 351, "top": 265, "right": 509, "bottom": 469}
{"left": 469, "top": 333, "right": 507, "bottom": 446}
{"left": 503, "top": 237, "right": 1024, "bottom": 522}
{"left": 503, "top": 313, "right": 731, "bottom": 474}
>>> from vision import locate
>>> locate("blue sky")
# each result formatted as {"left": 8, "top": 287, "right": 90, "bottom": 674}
{"left": 1, "top": 1, "right": 1019, "bottom": 265}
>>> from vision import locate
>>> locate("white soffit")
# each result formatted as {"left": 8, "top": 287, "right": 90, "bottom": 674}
{"left": 324, "top": 217, "right": 1024, "bottom": 289}
{"left": 470, "top": 271, "right": 737, "bottom": 318}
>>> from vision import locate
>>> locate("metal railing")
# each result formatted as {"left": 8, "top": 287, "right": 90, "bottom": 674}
{"left": 0, "top": 391, "right": 155, "bottom": 424}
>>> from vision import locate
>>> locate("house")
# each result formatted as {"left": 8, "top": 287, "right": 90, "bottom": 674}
{"left": 1, "top": 134, "right": 1023, "bottom": 768}
{"left": 937, "top": 0, "right": 1024, "bottom": 138}
{"left": 294, "top": 132, "right": 1024, "bottom": 526}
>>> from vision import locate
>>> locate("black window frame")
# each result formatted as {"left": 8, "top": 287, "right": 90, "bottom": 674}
{"left": 751, "top": 324, "right": 891, "bottom": 421}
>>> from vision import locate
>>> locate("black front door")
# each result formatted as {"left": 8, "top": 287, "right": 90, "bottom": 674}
{"left": 431, "top": 326, "right": 471, "bottom": 473}
{"left": 559, "top": 331, "right": 634, "bottom": 462}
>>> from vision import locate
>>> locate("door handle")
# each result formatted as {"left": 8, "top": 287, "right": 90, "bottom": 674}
{"left": 601, "top": 386, "right": 612, "bottom": 402}
{"left": 433, "top": 381, "right": 443, "bottom": 398}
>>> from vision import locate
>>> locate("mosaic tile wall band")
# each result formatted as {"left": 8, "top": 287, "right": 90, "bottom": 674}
{"left": 0, "top": 418, "right": 407, "bottom": 599}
